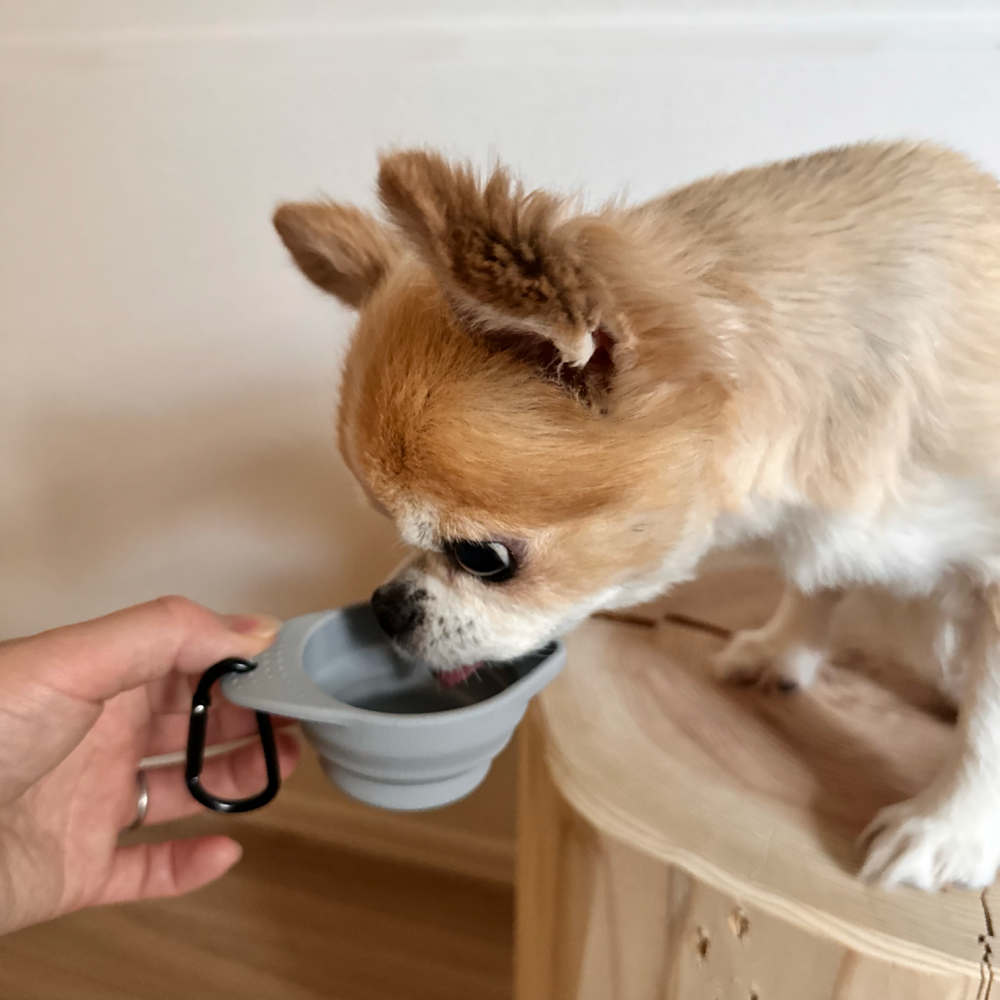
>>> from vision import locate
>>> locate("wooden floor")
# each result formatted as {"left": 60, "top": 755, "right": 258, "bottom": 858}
{"left": 0, "top": 823, "right": 513, "bottom": 1000}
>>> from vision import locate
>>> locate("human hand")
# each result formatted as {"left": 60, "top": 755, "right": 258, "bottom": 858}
{"left": 0, "top": 596, "right": 300, "bottom": 934}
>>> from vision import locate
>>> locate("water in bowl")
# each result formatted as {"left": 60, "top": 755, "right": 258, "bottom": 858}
{"left": 346, "top": 665, "right": 527, "bottom": 714}
{"left": 348, "top": 686, "right": 467, "bottom": 714}
{"left": 302, "top": 603, "right": 557, "bottom": 716}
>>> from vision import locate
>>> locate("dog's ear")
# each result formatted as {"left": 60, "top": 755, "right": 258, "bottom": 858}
{"left": 273, "top": 202, "right": 401, "bottom": 309}
{"left": 377, "top": 150, "right": 612, "bottom": 369}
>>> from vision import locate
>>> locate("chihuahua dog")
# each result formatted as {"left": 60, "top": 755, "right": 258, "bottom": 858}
{"left": 274, "top": 142, "right": 1000, "bottom": 890}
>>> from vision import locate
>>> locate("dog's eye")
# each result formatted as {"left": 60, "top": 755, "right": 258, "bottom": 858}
{"left": 445, "top": 540, "right": 515, "bottom": 582}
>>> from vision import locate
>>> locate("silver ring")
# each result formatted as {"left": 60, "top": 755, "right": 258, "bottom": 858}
{"left": 125, "top": 770, "right": 149, "bottom": 833}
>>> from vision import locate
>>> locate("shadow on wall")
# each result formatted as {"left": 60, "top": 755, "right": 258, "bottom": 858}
{"left": 1, "top": 381, "right": 402, "bottom": 634}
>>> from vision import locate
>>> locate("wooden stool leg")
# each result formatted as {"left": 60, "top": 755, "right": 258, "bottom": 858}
{"left": 515, "top": 705, "right": 585, "bottom": 1000}
{"left": 515, "top": 705, "right": 980, "bottom": 1000}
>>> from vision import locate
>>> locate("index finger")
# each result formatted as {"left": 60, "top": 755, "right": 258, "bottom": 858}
{"left": 2, "top": 596, "right": 282, "bottom": 706}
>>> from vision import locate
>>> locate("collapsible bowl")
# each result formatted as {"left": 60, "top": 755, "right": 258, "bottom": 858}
{"left": 186, "top": 603, "right": 565, "bottom": 812}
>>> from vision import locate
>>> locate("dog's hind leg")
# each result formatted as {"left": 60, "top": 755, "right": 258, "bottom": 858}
{"left": 713, "top": 584, "right": 842, "bottom": 691}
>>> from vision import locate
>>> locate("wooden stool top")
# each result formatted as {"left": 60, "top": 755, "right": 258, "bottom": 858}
{"left": 537, "top": 567, "right": 992, "bottom": 980}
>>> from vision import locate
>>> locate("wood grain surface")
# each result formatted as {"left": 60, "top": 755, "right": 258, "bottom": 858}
{"left": 0, "top": 823, "right": 513, "bottom": 1000}
{"left": 517, "top": 566, "right": 997, "bottom": 1000}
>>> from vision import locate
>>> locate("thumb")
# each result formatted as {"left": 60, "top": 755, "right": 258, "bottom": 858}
{"left": 1, "top": 596, "right": 282, "bottom": 705}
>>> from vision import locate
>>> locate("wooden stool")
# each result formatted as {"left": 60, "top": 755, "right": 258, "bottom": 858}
{"left": 515, "top": 568, "right": 995, "bottom": 1000}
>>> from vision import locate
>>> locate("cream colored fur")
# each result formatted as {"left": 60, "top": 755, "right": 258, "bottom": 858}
{"left": 275, "top": 141, "right": 1000, "bottom": 891}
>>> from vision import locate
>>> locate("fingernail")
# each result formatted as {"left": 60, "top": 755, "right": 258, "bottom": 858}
{"left": 223, "top": 613, "right": 283, "bottom": 639}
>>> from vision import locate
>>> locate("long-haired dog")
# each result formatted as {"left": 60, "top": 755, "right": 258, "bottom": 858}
{"left": 274, "top": 142, "right": 1000, "bottom": 890}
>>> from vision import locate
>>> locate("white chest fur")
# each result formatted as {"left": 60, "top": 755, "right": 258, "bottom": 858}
{"left": 712, "top": 477, "right": 1000, "bottom": 595}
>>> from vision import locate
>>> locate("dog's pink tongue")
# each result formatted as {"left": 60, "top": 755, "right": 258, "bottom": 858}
{"left": 437, "top": 662, "right": 483, "bottom": 689}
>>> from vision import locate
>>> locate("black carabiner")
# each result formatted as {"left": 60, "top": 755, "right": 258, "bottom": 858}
{"left": 185, "top": 658, "right": 281, "bottom": 813}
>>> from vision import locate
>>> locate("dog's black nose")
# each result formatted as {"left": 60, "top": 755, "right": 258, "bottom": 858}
{"left": 371, "top": 581, "right": 426, "bottom": 639}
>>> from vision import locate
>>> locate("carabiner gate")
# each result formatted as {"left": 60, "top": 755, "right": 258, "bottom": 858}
{"left": 185, "top": 658, "right": 281, "bottom": 813}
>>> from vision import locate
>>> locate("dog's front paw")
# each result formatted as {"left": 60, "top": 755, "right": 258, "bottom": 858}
{"left": 712, "top": 630, "right": 824, "bottom": 692}
{"left": 860, "top": 798, "right": 1000, "bottom": 890}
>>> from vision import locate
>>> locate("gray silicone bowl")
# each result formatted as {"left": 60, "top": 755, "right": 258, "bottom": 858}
{"left": 221, "top": 604, "right": 566, "bottom": 811}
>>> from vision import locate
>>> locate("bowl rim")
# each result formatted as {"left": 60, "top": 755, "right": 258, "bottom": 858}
{"left": 223, "top": 604, "right": 567, "bottom": 726}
